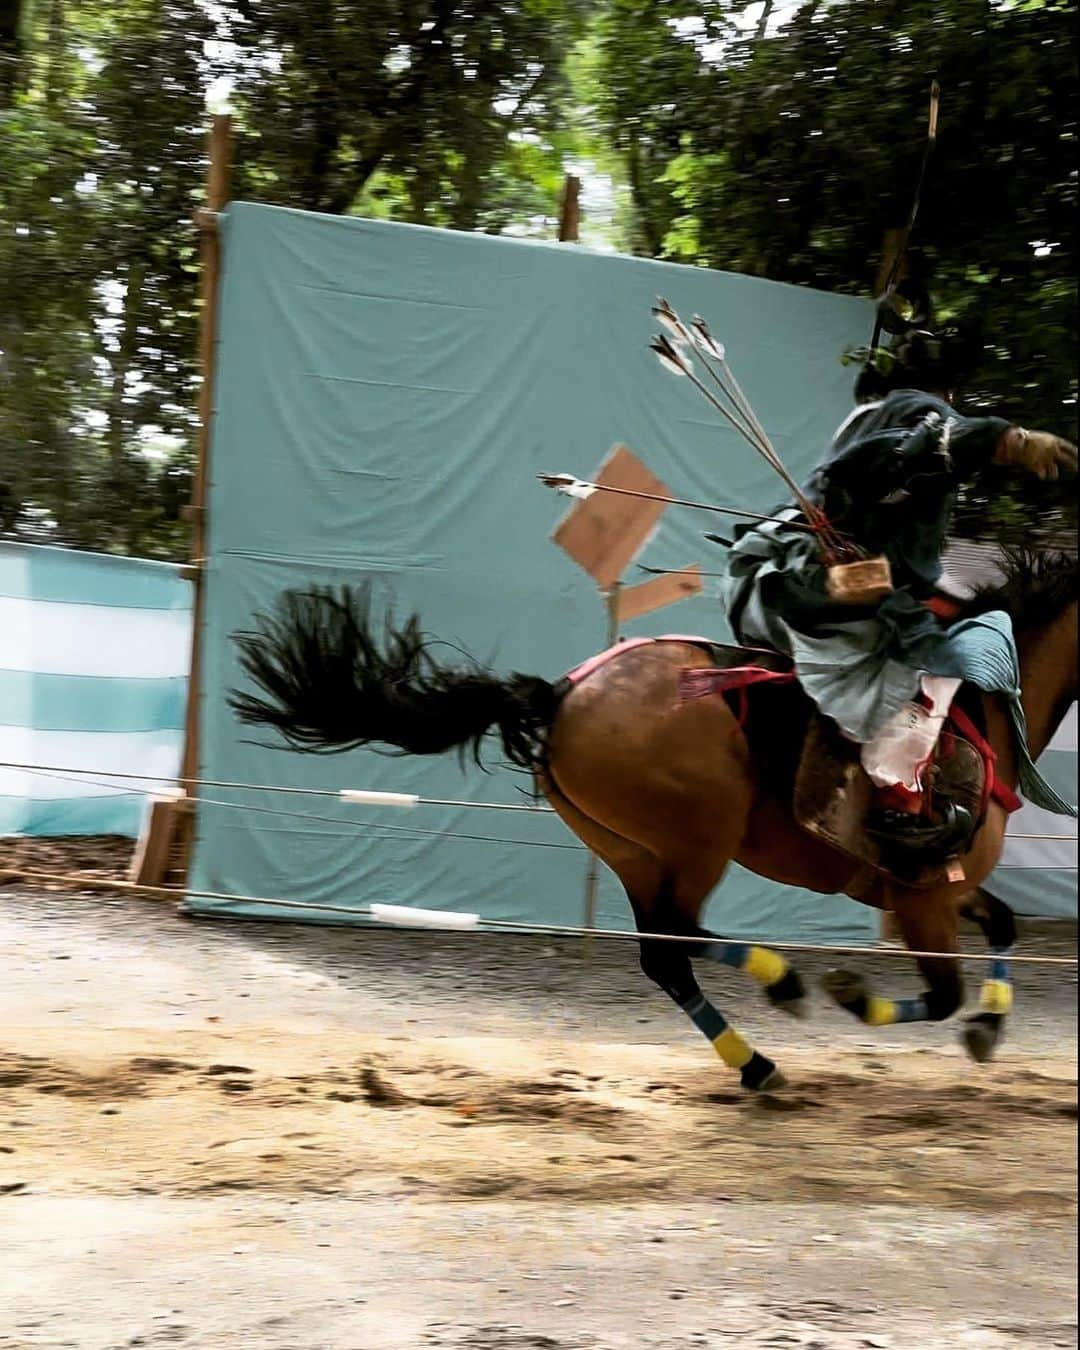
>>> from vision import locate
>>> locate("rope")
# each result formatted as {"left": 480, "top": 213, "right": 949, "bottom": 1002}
{"left": 0, "top": 759, "right": 555, "bottom": 812}
{"left": 3, "top": 760, "right": 1076, "bottom": 844}
{"left": 7, "top": 766, "right": 582, "bottom": 853}
{"left": 197, "top": 793, "right": 582, "bottom": 851}
{"left": 2, "top": 865, "right": 1076, "bottom": 965}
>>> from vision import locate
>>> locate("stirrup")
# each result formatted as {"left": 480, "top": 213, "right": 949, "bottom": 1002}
{"left": 865, "top": 797, "right": 975, "bottom": 868}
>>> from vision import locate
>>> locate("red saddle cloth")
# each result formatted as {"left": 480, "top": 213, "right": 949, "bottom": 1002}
{"left": 678, "top": 664, "right": 796, "bottom": 727}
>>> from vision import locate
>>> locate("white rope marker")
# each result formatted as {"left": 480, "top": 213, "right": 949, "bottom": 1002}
{"left": 369, "top": 903, "right": 480, "bottom": 930}
{"left": 339, "top": 789, "right": 420, "bottom": 808}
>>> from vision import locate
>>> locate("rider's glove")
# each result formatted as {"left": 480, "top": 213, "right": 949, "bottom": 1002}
{"left": 995, "top": 427, "right": 1079, "bottom": 481}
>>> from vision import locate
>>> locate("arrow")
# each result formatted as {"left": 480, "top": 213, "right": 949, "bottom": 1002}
{"left": 537, "top": 473, "right": 821, "bottom": 533}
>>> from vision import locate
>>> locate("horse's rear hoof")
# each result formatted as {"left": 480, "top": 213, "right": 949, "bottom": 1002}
{"left": 823, "top": 967, "right": 866, "bottom": 1010}
{"left": 766, "top": 968, "right": 809, "bottom": 1019}
{"left": 963, "top": 1012, "right": 1003, "bottom": 1063}
{"left": 740, "top": 1052, "right": 786, "bottom": 1092}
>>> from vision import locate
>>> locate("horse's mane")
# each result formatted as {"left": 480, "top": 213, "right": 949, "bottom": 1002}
{"left": 962, "top": 547, "right": 1078, "bottom": 630}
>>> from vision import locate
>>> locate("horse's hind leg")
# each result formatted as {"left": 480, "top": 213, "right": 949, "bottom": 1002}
{"left": 688, "top": 926, "right": 807, "bottom": 1018}
{"left": 631, "top": 838, "right": 804, "bottom": 1090}
{"left": 636, "top": 872, "right": 788, "bottom": 1092}
{"left": 959, "top": 889, "right": 1016, "bottom": 1062}
{"left": 542, "top": 777, "right": 788, "bottom": 1091}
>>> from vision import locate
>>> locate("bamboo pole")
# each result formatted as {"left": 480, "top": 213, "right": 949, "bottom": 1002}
{"left": 135, "top": 115, "right": 232, "bottom": 887}
{"left": 185, "top": 114, "right": 233, "bottom": 611}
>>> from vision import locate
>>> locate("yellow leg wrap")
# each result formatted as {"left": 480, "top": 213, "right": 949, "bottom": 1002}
{"left": 743, "top": 945, "right": 789, "bottom": 986}
{"left": 864, "top": 996, "right": 900, "bottom": 1027}
{"left": 980, "top": 979, "right": 1013, "bottom": 1015}
{"left": 712, "top": 1027, "right": 754, "bottom": 1069}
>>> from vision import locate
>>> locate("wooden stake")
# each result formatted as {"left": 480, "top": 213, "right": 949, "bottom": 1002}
{"left": 134, "top": 115, "right": 232, "bottom": 889}
{"left": 558, "top": 174, "right": 581, "bottom": 243}
{"left": 184, "top": 114, "right": 233, "bottom": 777}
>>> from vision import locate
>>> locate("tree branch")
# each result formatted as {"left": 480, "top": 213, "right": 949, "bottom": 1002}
{"left": 323, "top": 1, "right": 459, "bottom": 214}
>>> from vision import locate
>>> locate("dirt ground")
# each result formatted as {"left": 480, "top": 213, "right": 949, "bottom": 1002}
{"left": 0, "top": 842, "right": 1077, "bottom": 1350}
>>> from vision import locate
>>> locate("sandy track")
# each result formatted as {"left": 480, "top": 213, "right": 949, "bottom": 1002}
{"left": 2, "top": 1029, "right": 1076, "bottom": 1216}
{"left": 0, "top": 880, "right": 1077, "bottom": 1348}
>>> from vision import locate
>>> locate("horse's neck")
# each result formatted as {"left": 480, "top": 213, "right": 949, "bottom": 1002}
{"left": 989, "top": 603, "right": 1078, "bottom": 782}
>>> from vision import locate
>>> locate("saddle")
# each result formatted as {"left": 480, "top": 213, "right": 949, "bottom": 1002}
{"left": 791, "top": 704, "right": 987, "bottom": 890}
{"left": 673, "top": 639, "right": 994, "bottom": 890}
{"left": 564, "top": 634, "right": 1004, "bottom": 890}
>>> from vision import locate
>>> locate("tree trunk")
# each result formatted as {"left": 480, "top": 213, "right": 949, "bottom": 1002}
{"left": 302, "top": 76, "right": 341, "bottom": 211}
{"left": 0, "top": 0, "right": 24, "bottom": 108}
{"left": 45, "top": 0, "right": 66, "bottom": 112}
{"left": 626, "top": 141, "right": 664, "bottom": 256}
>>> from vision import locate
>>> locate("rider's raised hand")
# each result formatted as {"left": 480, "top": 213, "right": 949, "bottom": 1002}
{"left": 995, "top": 427, "right": 1079, "bottom": 481}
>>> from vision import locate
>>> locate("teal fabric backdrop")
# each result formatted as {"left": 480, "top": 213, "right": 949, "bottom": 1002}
{"left": 186, "top": 201, "right": 883, "bottom": 939}
{"left": 983, "top": 709, "right": 1077, "bottom": 919}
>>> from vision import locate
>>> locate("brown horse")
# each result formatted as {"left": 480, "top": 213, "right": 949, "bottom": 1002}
{"left": 230, "top": 550, "right": 1077, "bottom": 1091}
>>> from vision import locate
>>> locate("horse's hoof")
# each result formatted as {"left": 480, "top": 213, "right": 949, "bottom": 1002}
{"left": 766, "top": 968, "right": 809, "bottom": 1019}
{"left": 823, "top": 968, "right": 866, "bottom": 1009}
{"left": 963, "top": 1013, "right": 1003, "bottom": 1064}
{"left": 740, "top": 1052, "right": 786, "bottom": 1092}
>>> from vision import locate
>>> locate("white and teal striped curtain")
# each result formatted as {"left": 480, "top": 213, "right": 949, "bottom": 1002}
{"left": 0, "top": 542, "right": 192, "bottom": 837}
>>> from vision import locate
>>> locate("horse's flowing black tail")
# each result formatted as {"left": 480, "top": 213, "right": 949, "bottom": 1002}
{"left": 228, "top": 586, "right": 562, "bottom": 769}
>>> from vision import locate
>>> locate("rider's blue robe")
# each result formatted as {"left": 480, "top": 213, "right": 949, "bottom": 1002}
{"left": 720, "top": 389, "right": 1010, "bottom": 740}
{"left": 718, "top": 390, "right": 1074, "bottom": 817}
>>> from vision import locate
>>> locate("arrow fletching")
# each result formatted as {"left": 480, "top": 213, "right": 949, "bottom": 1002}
{"left": 650, "top": 333, "right": 693, "bottom": 378}
{"left": 651, "top": 296, "right": 686, "bottom": 342}
{"left": 690, "top": 316, "right": 725, "bottom": 361}
{"left": 537, "top": 472, "right": 596, "bottom": 500}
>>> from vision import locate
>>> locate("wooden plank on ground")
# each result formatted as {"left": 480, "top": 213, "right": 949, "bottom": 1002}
{"left": 130, "top": 797, "right": 177, "bottom": 887}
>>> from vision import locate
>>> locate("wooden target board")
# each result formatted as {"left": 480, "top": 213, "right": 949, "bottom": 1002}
{"left": 551, "top": 445, "right": 671, "bottom": 592}
{"left": 614, "top": 564, "right": 702, "bottom": 622}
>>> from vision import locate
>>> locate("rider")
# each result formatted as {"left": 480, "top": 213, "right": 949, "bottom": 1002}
{"left": 720, "top": 310, "right": 1077, "bottom": 865}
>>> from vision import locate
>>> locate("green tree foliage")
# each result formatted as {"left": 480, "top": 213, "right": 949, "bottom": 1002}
{"left": 0, "top": 0, "right": 211, "bottom": 555}
{"left": 593, "top": 0, "right": 1077, "bottom": 539}
{"left": 224, "top": 0, "right": 586, "bottom": 232}
{"left": 0, "top": 0, "right": 585, "bottom": 557}
{"left": 1, "top": 0, "right": 1074, "bottom": 556}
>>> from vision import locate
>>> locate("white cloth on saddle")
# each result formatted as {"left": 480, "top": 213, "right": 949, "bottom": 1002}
{"left": 859, "top": 675, "right": 962, "bottom": 792}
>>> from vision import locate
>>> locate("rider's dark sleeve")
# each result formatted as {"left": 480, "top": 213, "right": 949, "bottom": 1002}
{"left": 851, "top": 392, "right": 1011, "bottom": 486}
{"left": 939, "top": 412, "right": 1011, "bottom": 479}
